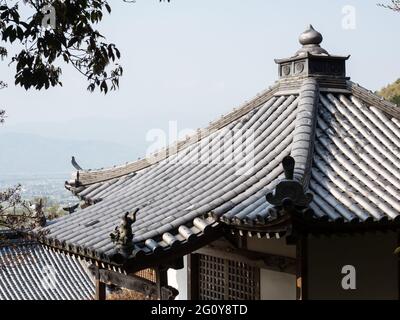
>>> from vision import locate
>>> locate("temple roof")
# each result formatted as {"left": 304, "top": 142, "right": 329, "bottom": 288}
{"left": 0, "top": 235, "right": 94, "bottom": 300}
{"left": 33, "top": 26, "right": 400, "bottom": 269}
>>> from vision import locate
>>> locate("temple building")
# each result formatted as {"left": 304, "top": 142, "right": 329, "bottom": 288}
{"left": 32, "top": 25, "right": 400, "bottom": 300}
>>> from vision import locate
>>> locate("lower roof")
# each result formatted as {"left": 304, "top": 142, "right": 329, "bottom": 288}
{"left": 0, "top": 238, "right": 94, "bottom": 300}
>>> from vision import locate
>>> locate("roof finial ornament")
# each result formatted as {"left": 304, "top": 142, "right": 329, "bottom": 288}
{"left": 266, "top": 156, "right": 313, "bottom": 208}
{"left": 71, "top": 156, "right": 83, "bottom": 171}
{"left": 296, "top": 25, "right": 329, "bottom": 56}
{"left": 282, "top": 156, "right": 295, "bottom": 180}
{"left": 110, "top": 208, "right": 139, "bottom": 255}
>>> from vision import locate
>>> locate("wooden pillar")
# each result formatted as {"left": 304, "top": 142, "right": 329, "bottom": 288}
{"left": 156, "top": 267, "right": 168, "bottom": 300}
{"left": 95, "top": 278, "right": 106, "bottom": 300}
{"left": 93, "top": 265, "right": 106, "bottom": 300}
{"left": 296, "top": 234, "right": 308, "bottom": 300}
{"left": 187, "top": 254, "right": 199, "bottom": 300}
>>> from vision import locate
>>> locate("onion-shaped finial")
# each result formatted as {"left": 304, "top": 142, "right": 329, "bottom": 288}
{"left": 296, "top": 25, "right": 329, "bottom": 56}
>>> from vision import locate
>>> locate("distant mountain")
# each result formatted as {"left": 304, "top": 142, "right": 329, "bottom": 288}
{"left": 0, "top": 132, "right": 137, "bottom": 175}
{"left": 377, "top": 79, "right": 400, "bottom": 105}
{"left": 1, "top": 116, "right": 170, "bottom": 150}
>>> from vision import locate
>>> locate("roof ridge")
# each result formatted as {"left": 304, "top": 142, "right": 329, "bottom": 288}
{"left": 71, "top": 84, "right": 280, "bottom": 186}
{"left": 290, "top": 78, "right": 320, "bottom": 189}
{"left": 348, "top": 81, "right": 400, "bottom": 119}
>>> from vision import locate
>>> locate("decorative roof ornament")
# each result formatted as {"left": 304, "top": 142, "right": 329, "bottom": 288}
{"left": 274, "top": 24, "right": 350, "bottom": 92}
{"left": 266, "top": 156, "right": 313, "bottom": 209}
{"left": 296, "top": 25, "right": 329, "bottom": 56}
{"left": 62, "top": 203, "right": 80, "bottom": 214}
{"left": 71, "top": 156, "right": 83, "bottom": 171}
{"left": 110, "top": 209, "right": 139, "bottom": 255}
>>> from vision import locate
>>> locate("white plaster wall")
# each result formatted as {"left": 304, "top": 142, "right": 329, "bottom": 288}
{"left": 260, "top": 269, "right": 296, "bottom": 300}
{"left": 167, "top": 255, "right": 188, "bottom": 300}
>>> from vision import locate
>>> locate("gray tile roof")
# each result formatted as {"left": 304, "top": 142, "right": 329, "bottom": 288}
{"left": 39, "top": 84, "right": 295, "bottom": 262}
{"left": 310, "top": 88, "right": 400, "bottom": 223}
{"left": 0, "top": 239, "right": 95, "bottom": 300}
{"left": 35, "top": 77, "right": 400, "bottom": 266}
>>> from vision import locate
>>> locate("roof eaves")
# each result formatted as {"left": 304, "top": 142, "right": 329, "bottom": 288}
{"left": 349, "top": 81, "right": 400, "bottom": 119}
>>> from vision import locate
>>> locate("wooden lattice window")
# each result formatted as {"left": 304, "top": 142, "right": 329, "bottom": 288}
{"left": 135, "top": 268, "right": 156, "bottom": 283}
{"left": 197, "top": 254, "right": 260, "bottom": 300}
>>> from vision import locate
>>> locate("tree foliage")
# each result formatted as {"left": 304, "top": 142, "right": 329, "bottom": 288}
{"left": 0, "top": 0, "right": 122, "bottom": 94}
{"left": 0, "top": 185, "right": 47, "bottom": 231}
{"left": 377, "top": 79, "right": 400, "bottom": 105}
{"left": 0, "top": 1, "right": 125, "bottom": 234}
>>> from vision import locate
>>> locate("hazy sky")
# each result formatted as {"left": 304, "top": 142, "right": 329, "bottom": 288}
{"left": 1, "top": 0, "right": 399, "bottom": 149}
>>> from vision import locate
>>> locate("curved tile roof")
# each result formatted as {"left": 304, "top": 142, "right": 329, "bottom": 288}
{"left": 68, "top": 84, "right": 279, "bottom": 187}
{"left": 0, "top": 239, "right": 94, "bottom": 300}
{"left": 34, "top": 26, "right": 400, "bottom": 267}
{"left": 40, "top": 85, "right": 300, "bottom": 262}
{"left": 36, "top": 78, "right": 400, "bottom": 267}
{"left": 310, "top": 90, "right": 400, "bottom": 223}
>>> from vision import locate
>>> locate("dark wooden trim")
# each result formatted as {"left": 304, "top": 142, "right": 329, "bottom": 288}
{"left": 187, "top": 253, "right": 199, "bottom": 300}
{"left": 224, "top": 215, "right": 292, "bottom": 233}
{"left": 156, "top": 268, "right": 169, "bottom": 300}
{"left": 223, "top": 258, "right": 229, "bottom": 298}
{"left": 95, "top": 279, "right": 106, "bottom": 300}
{"left": 91, "top": 266, "right": 178, "bottom": 300}
{"left": 296, "top": 234, "right": 308, "bottom": 300}
{"left": 194, "top": 245, "right": 296, "bottom": 275}
{"left": 293, "top": 216, "right": 400, "bottom": 235}
{"left": 123, "top": 225, "right": 224, "bottom": 273}
{"left": 195, "top": 251, "right": 261, "bottom": 300}
{"left": 255, "top": 266, "right": 261, "bottom": 300}
{"left": 93, "top": 266, "right": 107, "bottom": 301}
{"left": 238, "top": 233, "right": 247, "bottom": 249}
{"left": 100, "top": 268, "right": 157, "bottom": 297}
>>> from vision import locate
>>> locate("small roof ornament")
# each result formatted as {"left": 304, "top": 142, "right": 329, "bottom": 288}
{"left": 266, "top": 156, "right": 313, "bottom": 208}
{"left": 110, "top": 209, "right": 139, "bottom": 256}
{"left": 296, "top": 25, "right": 329, "bottom": 56}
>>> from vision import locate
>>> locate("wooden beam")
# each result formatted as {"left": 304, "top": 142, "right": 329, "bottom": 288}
{"left": 91, "top": 266, "right": 178, "bottom": 300}
{"left": 194, "top": 245, "right": 296, "bottom": 274}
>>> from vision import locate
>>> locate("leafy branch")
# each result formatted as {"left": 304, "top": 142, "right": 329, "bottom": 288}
{"left": 0, "top": 0, "right": 123, "bottom": 94}
{"left": 0, "top": 185, "right": 47, "bottom": 231}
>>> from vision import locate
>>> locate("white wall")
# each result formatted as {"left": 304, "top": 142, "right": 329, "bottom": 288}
{"left": 167, "top": 255, "right": 188, "bottom": 300}
{"left": 260, "top": 269, "right": 296, "bottom": 300}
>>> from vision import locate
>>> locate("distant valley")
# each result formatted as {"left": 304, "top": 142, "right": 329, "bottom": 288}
{"left": 0, "top": 131, "right": 136, "bottom": 175}
{"left": 0, "top": 131, "right": 138, "bottom": 203}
